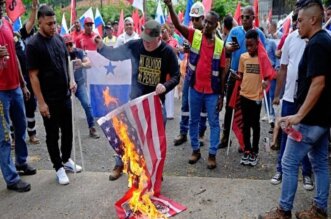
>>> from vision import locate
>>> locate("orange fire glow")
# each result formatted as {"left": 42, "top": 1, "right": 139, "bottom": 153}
{"left": 103, "top": 86, "right": 119, "bottom": 108}
{"left": 112, "top": 116, "right": 167, "bottom": 219}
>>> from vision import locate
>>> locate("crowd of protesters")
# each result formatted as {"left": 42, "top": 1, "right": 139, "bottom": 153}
{"left": 0, "top": 0, "right": 330, "bottom": 218}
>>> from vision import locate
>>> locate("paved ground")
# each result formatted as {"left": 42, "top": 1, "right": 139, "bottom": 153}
{"left": 1, "top": 97, "right": 331, "bottom": 218}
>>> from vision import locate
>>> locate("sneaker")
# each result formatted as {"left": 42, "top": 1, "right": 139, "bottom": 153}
{"left": 28, "top": 135, "right": 40, "bottom": 144}
{"left": 109, "top": 165, "right": 124, "bottom": 181}
{"left": 248, "top": 153, "right": 258, "bottom": 166}
{"left": 16, "top": 164, "right": 37, "bottom": 175}
{"left": 63, "top": 159, "right": 82, "bottom": 173}
{"left": 295, "top": 204, "right": 327, "bottom": 219}
{"left": 188, "top": 150, "right": 201, "bottom": 164}
{"left": 89, "top": 127, "right": 100, "bottom": 139}
{"left": 270, "top": 172, "right": 282, "bottom": 185}
{"left": 7, "top": 179, "right": 31, "bottom": 192}
{"left": 174, "top": 134, "right": 187, "bottom": 146}
{"left": 218, "top": 135, "right": 228, "bottom": 149}
{"left": 303, "top": 176, "right": 314, "bottom": 191}
{"left": 56, "top": 167, "right": 70, "bottom": 185}
{"left": 258, "top": 207, "right": 291, "bottom": 219}
{"left": 261, "top": 115, "right": 268, "bottom": 122}
{"left": 240, "top": 152, "right": 250, "bottom": 165}
{"left": 207, "top": 154, "right": 216, "bottom": 169}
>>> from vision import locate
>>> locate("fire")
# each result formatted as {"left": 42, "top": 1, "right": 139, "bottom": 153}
{"left": 112, "top": 116, "right": 167, "bottom": 219}
{"left": 103, "top": 86, "right": 119, "bottom": 107}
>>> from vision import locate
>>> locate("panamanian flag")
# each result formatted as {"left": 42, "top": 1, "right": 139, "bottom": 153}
{"left": 86, "top": 51, "right": 132, "bottom": 117}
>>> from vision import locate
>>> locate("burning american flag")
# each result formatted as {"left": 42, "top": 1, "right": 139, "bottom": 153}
{"left": 98, "top": 93, "right": 186, "bottom": 218}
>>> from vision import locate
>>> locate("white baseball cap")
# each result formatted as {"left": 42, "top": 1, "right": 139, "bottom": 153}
{"left": 189, "top": 2, "right": 205, "bottom": 18}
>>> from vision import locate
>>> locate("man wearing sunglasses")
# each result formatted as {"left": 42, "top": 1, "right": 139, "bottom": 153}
{"left": 75, "top": 17, "right": 98, "bottom": 51}
{"left": 220, "top": 6, "right": 266, "bottom": 150}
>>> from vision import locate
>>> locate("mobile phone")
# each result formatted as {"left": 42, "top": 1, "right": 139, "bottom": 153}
{"left": 231, "top": 36, "right": 239, "bottom": 45}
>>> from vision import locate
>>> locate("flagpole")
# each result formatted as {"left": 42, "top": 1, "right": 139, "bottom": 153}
{"left": 323, "top": 17, "right": 331, "bottom": 29}
{"left": 226, "top": 109, "right": 235, "bottom": 156}
{"left": 263, "top": 88, "right": 272, "bottom": 124}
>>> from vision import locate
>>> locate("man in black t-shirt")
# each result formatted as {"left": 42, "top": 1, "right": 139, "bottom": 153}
{"left": 96, "top": 20, "right": 180, "bottom": 181}
{"left": 259, "top": 1, "right": 331, "bottom": 219}
{"left": 27, "top": 5, "right": 82, "bottom": 186}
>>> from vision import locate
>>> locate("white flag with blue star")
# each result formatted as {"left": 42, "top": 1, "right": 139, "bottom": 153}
{"left": 86, "top": 51, "right": 132, "bottom": 117}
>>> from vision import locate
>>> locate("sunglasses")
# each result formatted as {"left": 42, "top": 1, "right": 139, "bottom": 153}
{"left": 191, "top": 17, "right": 201, "bottom": 22}
{"left": 66, "top": 43, "right": 73, "bottom": 47}
{"left": 85, "top": 23, "right": 93, "bottom": 27}
{"left": 240, "top": 15, "right": 253, "bottom": 20}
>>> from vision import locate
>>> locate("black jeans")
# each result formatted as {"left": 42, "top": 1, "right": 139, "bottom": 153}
{"left": 42, "top": 98, "right": 72, "bottom": 171}
{"left": 24, "top": 82, "right": 37, "bottom": 137}
{"left": 240, "top": 96, "right": 262, "bottom": 154}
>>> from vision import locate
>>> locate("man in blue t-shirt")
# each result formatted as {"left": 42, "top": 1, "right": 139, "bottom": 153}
{"left": 63, "top": 34, "right": 100, "bottom": 139}
{"left": 219, "top": 6, "right": 266, "bottom": 150}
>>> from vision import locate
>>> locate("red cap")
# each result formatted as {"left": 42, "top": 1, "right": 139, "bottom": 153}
{"left": 84, "top": 17, "right": 94, "bottom": 24}
{"left": 63, "top": 34, "right": 74, "bottom": 44}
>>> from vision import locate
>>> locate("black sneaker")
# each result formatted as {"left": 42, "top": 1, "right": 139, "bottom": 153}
{"left": 303, "top": 176, "right": 314, "bottom": 191}
{"left": 7, "top": 179, "right": 31, "bottom": 192}
{"left": 174, "top": 134, "right": 187, "bottom": 146}
{"left": 240, "top": 152, "right": 250, "bottom": 165}
{"left": 16, "top": 164, "right": 37, "bottom": 175}
{"left": 248, "top": 153, "right": 258, "bottom": 166}
{"left": 270, "top": 172, "right": 282, "bottom": 185}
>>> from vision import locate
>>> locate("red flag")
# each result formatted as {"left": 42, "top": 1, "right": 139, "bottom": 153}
{"left": 258, "top": 41, "right": 276, "bottom": 85}
{"left": 282, "top": 17, "right": 291, "bottom": 36}
{"left": 228, "top": 80, "right": 245, "bottom": 151}
{"left": 98, "top": 93, "right": 186, "bottom": 218}
{"left": 132, "top": 9, "right": 140, "bottom": 34}
{"left": 117, "top": 9, "right": 124, "bottom": 36}
{"left": 233, "top": 1, "right": 241, "bottom": 25}
{"left": 253, "top": 0, "right": 259, "bottom": 27}
{"left": 202, "top": 0, "right": 212, "bottom": 14}
{"left": 5, "top": 0, "right": 25, "bottom": 22}
{"left": 70, "top": 0, "right": 77, "bottom": 27}
{"left": 178, "top": 11, "right": 184, "bottom": 23}
{"left": 268, "top": 8, "right": 272, "bottom": 23}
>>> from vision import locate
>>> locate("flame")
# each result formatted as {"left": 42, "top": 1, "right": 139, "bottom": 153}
{"left": 112, "top": 116, "right": 167, "bottom": 219}
{"left": 103, "top": 87, "right": 119, "bottom": 107}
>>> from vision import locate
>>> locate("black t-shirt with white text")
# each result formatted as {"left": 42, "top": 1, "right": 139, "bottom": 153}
{"left": 296, "top": 30, "right": 331, "bottom": 127}
{"left": 98, "top": 39, "right": 180, "bottom": 102}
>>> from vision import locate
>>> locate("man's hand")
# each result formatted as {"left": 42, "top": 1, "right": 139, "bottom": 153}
{"left": 163, "top": 0, "right": 172, "bottom": 7}
{"left": 273, "top": 96, "right": 280, "bottom": 105}
{"left": 39, "top": 102, "right": 50, "bottom": 118}
{"left": 155, "top": 83, "right": 166, "bottom": 95}
{"left": 22, "top": 87, "right": 31, "bottom": 101}
{"left": 70, "top": 82, "right": 77, "bottom": 94}
{"left": 262, "top": 80, "right": 268, "bottom": 89}
{"left": 217, "top": 96, "right": 224, "bottom": 112}
{"left": 278, "top": 114, "right": 303, "bottom": 128}
{"left": 227, "top": 42, "right": 239, "bottom": 52}
{"left": 0, "top": 45, "right": 9, "bottom": 58}
{"left": 73, "top": 59, "right": 83, "bottom": 70}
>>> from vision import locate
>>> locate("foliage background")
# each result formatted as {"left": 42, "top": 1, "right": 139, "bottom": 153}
{"left": 20, "top": 0, "right": 331, "bottom": 25}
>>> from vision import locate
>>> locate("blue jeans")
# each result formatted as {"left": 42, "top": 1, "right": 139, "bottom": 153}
{"left": 279, "top": 124, "right": 329, "bottom": 212}
{"left": 179, "top": 79, "right": 207, "bottom": 136}
{"left": 189, "top": 88, "right": 220, "bottom": 155}
{"left": 0, "top": 88, "right": 28, "bottom": 185}
{"left": 276, "top": 100, "right": 312, "bottom": 176}
{"left": 75, "top": 83, "right": 95, "bottom": 128}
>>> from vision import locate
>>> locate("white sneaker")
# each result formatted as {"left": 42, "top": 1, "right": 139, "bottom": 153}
{"left": 261, "top": 115, "right": 268, "bottom": 121}
{"left": 56, "top": 167, "right": 70, "bottom": 185}
{"left": 63, "top": 159, "right": 82, "bottom": 173}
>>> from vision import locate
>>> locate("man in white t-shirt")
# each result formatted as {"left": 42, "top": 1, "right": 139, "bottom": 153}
{"left": 271, "top": 25, "right": 314, "bottom": 190}
{"left": 114, "top": 17, "right": 139, "bottom": 47}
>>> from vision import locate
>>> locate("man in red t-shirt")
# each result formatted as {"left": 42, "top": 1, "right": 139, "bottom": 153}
{"left": 0, "top": 0, "right": 36, "bottom": 193}
{"left": 70, "top": 19, "right": 83, "bottom": 42}
{"left": 165, "top": 0, "right": 226, "bottom": 169}
{"left": 75, "top": 17, "right": 98, "bottom": 51}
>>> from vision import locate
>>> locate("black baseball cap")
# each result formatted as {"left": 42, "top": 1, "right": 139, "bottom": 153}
{"left": 141, "top": 20, "right": 161, "bottom": 42}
